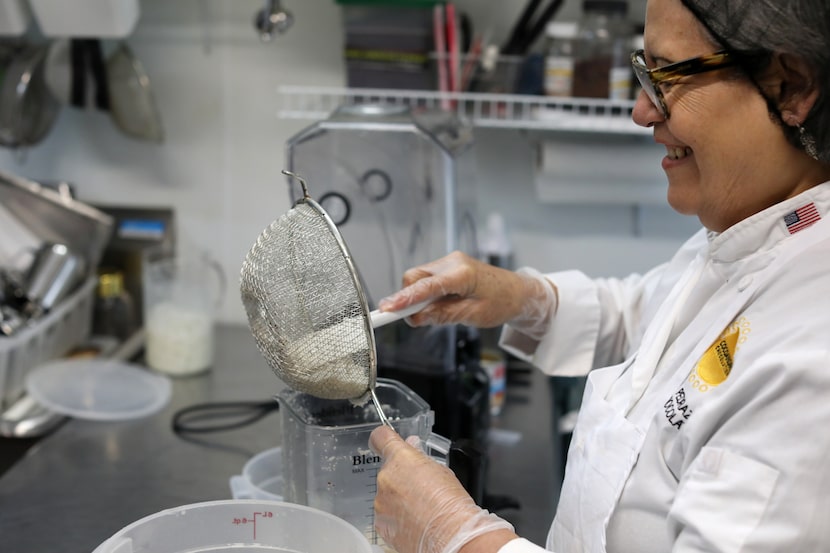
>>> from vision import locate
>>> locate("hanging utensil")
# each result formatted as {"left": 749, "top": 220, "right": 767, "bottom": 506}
{"left": 240, "top": 171, "right": 429, "bottom": 427}
{"left": 0, "top": 43, "right": 60, "bottom": 149}
{"left": 106, "top": 41, "right": 164, "bottom": 143}
{"left": 253, "top": 0, "right": 294, "bottom": 42}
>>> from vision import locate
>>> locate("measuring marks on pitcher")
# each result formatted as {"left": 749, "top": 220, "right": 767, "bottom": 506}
{"left": 352, "top": 450, "right": 382, "bottom": 543}
{"left": 313, "top": 447, "right": 384, "bottom": 543}
{"left": 231, "top": 510, "right": 274, "bottom": 541}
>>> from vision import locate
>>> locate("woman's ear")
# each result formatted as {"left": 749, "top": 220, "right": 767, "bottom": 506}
{"left": 763, "top": 52, "right": 820, "bottom": 125}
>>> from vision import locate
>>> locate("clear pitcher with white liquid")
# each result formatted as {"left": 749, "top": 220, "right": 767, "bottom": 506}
{"left": 142, "top": 247, "right": 225, "bottom": 376}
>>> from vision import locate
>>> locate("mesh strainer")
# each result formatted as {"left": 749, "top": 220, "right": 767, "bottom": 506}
{"left": 240, "top": 171, "right": 426, "bottom": 427}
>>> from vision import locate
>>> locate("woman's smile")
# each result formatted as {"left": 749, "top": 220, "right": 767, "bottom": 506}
{"left": 666, "top": 145, "right": 693, "bottom": 160}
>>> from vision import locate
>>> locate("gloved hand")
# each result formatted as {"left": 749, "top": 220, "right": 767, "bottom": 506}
{"left": 370, "top": 425, "right": 517, "bottom": 553}
{"left": 377, "top": 251, "right": 557, "bottom": 335}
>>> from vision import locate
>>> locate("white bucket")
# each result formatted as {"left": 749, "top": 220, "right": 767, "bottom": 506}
{"left": 92, "top": 499, "right": 373, "bottom": 553}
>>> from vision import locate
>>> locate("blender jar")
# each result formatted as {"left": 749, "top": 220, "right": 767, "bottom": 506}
{"left": 278, "top": 378, "right": 450, "bottom": 543}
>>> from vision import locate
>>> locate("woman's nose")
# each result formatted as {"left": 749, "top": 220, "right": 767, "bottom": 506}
{"left": 631, "top": 89, "right": 665, "bottom": 128}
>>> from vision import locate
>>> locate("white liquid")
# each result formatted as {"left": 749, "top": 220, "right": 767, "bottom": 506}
{"left": 146, "top": 301, "right": 214, "bottom": 376}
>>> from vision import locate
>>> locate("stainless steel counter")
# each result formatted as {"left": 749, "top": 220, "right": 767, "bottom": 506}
{"left": 0, "top": 324, "right": 560, "bottom": 552}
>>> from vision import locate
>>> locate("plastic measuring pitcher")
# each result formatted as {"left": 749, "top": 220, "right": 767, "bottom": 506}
{"left": 142, "top": 246, "right": 226, "bottom": 376}
{"left": 230, "top": 446, "right": 284, "bottom": 501}
{"left": 92, "top": 499, "right": 373, "bottom": 553}
{"left": 278, "top": 378, "right": 451, "bottom": 544}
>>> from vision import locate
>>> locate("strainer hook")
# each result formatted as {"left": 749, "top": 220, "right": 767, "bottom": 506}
{"left": 282, "top": 169, "right": 310, "bottom": 199}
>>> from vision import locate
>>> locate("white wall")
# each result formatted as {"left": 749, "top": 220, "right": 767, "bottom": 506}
{"left": 0, "top": 0, "right": 699, "bottom": 325}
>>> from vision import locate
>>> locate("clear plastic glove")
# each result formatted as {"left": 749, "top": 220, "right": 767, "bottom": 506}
{"left": 377, "top": 251, "right": 557, "bottom": 332}
{"left": 370, "top": 425, "right": 516, "bottom": 553}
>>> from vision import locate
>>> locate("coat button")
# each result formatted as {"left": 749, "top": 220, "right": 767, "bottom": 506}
{"left": 738, "top": 275, "right": 753, "bottom": 291}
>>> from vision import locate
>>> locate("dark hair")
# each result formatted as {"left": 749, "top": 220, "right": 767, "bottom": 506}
{"left": 680, "top": 0, "right": 830, "bottom": 163}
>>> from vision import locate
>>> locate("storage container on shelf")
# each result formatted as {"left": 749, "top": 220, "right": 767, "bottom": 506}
{"left": 572, "top": 0, "right": 633, "bottom": 100}
{"left": 544, "top": 21, "right": 579, "bottom": 98}
{"left": 338, "top": 0, "right": 437, "bottom": 90}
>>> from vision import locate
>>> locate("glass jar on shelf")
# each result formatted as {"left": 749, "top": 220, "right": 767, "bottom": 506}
{"left": 572, "top": 0, "right": 633, "bottom": 99}
{"left": 544, "top": 21, "right": 579, "bottom": 98}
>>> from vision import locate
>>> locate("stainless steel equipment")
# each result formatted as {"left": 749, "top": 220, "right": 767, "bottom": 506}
{"left": 22, "top": 242, "right": 86, "bottom": 318}
{"left": 0, "top": 171, "right": 113, "bottom": 271}
{"left": 240, "top": 172, "right": 427, "bottom": 425}
{"left": 0, "top": 171, "right": 113, "bottom": 419}
{"left": 285, "top": 104, "right": 485, "bottom": 444}
{"left": 286, "top": 104, "right": 477, "bottom": 373}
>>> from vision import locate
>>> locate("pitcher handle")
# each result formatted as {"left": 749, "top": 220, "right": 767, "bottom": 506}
{"left": 205, "top": 254, "right": 227, "bottom": 312}
{"left": 229, "top": 475, "right": 253, "bottom": 499}
{"left": 421, "top": 432, "right": 452, "bottom": 467}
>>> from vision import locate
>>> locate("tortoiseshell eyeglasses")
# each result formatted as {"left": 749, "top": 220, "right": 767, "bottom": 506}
{"left": 630, "top": 49, "right": 735, "bottom": 117}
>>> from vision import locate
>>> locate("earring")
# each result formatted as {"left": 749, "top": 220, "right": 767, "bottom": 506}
{"left": 798, "top": 124, "right": 820, "bottom": 160}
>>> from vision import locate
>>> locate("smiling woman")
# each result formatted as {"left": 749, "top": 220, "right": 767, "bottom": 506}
{"left": 361, "top": 1, "right": 830, "bottom": 553}
{"left": 681, "top": 0, "right": 830, "bottom": 163}
{"left": 630, "top": 0, "right": 830, "bottom": 232}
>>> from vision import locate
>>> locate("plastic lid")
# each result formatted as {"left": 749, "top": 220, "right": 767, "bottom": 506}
{"left": 546, "top": 21, "right": 579, "bottom": 39}
{"left": 26, "top": 359, "right": 172, "bottom": 421}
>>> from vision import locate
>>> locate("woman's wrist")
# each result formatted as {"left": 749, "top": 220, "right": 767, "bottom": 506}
{"left": 505, "top": 268, "right": 558, "bottom": 340}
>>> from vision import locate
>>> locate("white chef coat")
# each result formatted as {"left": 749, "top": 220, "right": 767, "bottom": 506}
{"left": 498, "top": 181, "right": 830, "bottom": 553}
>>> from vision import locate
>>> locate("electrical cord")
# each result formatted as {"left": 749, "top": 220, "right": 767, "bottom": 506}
{"left": 171, "top": 400, "right": 279, "bottom": 434}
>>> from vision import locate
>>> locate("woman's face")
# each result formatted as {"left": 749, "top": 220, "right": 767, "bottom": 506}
{"left": 632, "top": 0, "right": 813, "bottom": 232}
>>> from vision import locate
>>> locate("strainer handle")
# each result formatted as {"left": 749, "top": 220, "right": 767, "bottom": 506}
{"left": 369, "top": 299, "right": 431, "bottom": 328}
{"left": 370, "top": 387, "right": 393, "bottom": 428}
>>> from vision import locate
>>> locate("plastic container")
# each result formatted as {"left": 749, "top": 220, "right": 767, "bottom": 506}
{"left": 481, "top": 348, "right": 507, "bottom": 416}
{"left": 29, "top": 0, "right": 140, "bottom": 38}
{"left": 230, "top": 447, "right": 284, "bottom": 501}
{"left": 572, "top": 0, "right": 632, "bottom": 99}
{"left": 342, "top": 5, "right": 436, "bottom": 90}
{"left": 544, "top": 22, "right": 578, "bottom": 98}
{"left": 279, "top": 378, "right": 450, "bottom": 543}
{"left": 479, "top": 212, "right": 513, "bottom": 270}
{"left": 92, "top": 499, "right": 374, "bottom": 553}
{"left": 0, "top": 277, "right": 95, "bottom": 410}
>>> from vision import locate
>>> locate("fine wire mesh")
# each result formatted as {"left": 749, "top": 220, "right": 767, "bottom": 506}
{"left": 240, "top": 201, "right": 373, "bottom": 400}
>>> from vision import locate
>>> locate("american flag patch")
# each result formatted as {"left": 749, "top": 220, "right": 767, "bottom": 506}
{"left": 784, "top": 202, "right": 821, "bottom": 234}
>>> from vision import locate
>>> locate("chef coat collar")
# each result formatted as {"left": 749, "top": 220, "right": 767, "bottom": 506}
{"left": 705, "top": 181, "right": 830, "bottom": 265}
